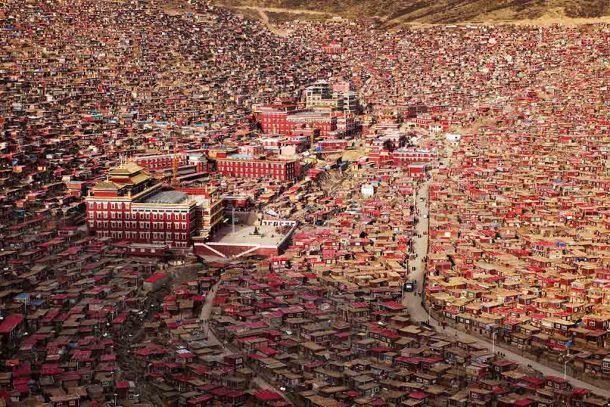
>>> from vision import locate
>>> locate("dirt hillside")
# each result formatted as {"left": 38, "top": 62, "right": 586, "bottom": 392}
{"left": 217, "top": 0, "right": 610, "bottom": 24}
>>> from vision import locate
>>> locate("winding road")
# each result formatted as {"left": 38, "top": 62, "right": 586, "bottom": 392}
{"left": 199, "top": 280, "right": 293, "bottom": 403}
{"left": 402, "top": 146, "right": 610, "bottom": 398}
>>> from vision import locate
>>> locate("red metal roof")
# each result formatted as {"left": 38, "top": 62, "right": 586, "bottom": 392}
{"left": 145, "top": 272, "right": 167, "bottom": 283}
{"left": 0, "top": 314, "right": 24, "bottom": 334}
{"left": 254, "top": 389, "right": 283, "bottom": 401}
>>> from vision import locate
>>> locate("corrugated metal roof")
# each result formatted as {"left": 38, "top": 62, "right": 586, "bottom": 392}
{"left": 143, "top": 190, "right": 188, "bottom": 204}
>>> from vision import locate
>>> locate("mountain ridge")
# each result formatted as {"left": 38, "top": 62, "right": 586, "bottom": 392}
{"left": 218, "top": 0, "right": 610, "bottom": 25}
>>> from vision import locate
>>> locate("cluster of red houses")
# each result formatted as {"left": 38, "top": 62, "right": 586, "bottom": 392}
{"left": 2, "top": 0, "right": 610, "bottom": 405}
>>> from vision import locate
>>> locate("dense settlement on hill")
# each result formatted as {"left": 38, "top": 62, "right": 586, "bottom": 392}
{"left": 1, "top": 0, "right": 610, "bottom": 406}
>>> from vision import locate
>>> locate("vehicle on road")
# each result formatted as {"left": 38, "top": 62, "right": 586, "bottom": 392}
{"left": 404, "top": 280, "right": 416, "bottom": 292}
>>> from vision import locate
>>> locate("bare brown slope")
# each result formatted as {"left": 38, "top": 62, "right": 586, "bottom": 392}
{"left": 218, "top": 0, "right": 610, "bottom": 24}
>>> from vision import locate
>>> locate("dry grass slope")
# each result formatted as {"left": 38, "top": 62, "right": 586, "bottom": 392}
{"left": 218, "top": 0, "right": 610, "bottom": 24}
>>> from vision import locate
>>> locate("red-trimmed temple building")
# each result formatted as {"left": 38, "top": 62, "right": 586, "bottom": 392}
{"left": 254, "top": 104, "right": 337, "bottom": 137}
{"left": 85, "top": 163, "right": 200, "bottom": 248}
{"left": 134, "top": 154, "right": 188, "bottom": 171}
{"left": 216, "top": 154, "right": 299, "bottom": 181}
{"left": 392, "top": 147, "right": 435, "bottom": 167}
{"left": 134, "top": 152, "right": 215, "bottom": 174}
{"left": 254, "top": 103, "right": 301, "bottom": 135}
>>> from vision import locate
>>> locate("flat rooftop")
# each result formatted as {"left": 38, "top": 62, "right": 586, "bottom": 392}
{"left": 210, "top": 223, "right": 287, "bottom": 247}
{"left": 143, "top": 190, "right": 188, "bottom": 204}
{"left": 228, "top": 154, "right": 254, "bottom": 160}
